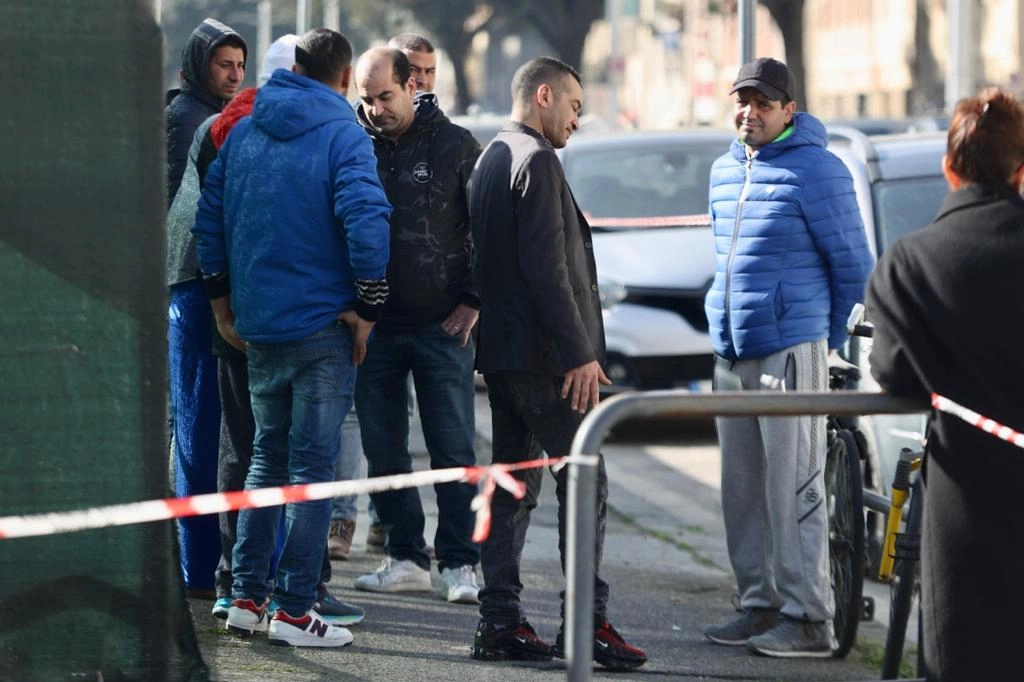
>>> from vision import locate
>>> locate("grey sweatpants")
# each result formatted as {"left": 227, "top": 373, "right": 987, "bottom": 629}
{"left": 713, "top": 340, "right": 832, "bottom": 622}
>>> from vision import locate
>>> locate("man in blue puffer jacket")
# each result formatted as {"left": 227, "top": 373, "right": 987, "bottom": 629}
{"left": 702, "top": 58, "right": 873, "bottom": 658}
{"left": 193, "top": 28, "right": 391, "bottom": 648}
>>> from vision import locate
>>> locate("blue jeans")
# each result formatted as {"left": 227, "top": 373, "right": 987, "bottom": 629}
{"left": 478, "top": 371, "right": 610, "bottom": 626}
{"left": 231, "top": 321, "right": 355, "bottom": 616}
{"left": 331, "top": 406, "right": 362, "bottom": 521}
{"left": 355, "top": 323, "right": 479, "bottom": 572}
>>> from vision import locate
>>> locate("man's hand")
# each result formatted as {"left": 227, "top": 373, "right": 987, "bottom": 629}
{"left": 561, "top": 360, "right": 612, "bottom": 414}
{"left": 337, "top": 310, "right": 375, "bottom": 365}
{"left": 441, "top": 303, "right": 479, "bottom": 348}
{"left": 215, "top": 318, "right": 246, "bottom": 352}
{"left": 209, "top": 296, "right": 246, "bottom": 352}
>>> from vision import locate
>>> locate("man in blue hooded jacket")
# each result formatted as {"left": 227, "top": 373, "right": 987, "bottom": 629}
{"left": 193, "top": 28, "right": 391, "bottom": 648}
{"left": 702, "top": 58, "right": 873, "bottom": 658}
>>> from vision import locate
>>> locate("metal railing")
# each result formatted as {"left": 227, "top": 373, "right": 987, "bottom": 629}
{"left": 562, "top": 389, "right": 927, "bottom": 681}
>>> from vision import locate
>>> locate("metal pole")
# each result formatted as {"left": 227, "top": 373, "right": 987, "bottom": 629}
{"left": 257, "top": 0, "right": 271, "bottom": 78}
{"left": 605, "top": 0, "right": 620, "bottom": 122}
{"left": 945, "top": 0, "right": 976, "bottom": 111}
{"left": 565, "top": 454, "right": 598, "bottom": 682}
{"left": 563, "top": 389, "right": 926, "bottom": 681}
{"left": 738, "top": 0, "right": 756, "bottom": 65}
{"left": 323, "top": 0, "right": 341, "bottom": 32}
{"left": 296, "top": 0, "right": 309, "bottom": 34}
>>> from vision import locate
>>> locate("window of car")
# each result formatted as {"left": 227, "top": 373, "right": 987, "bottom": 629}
{"left": 564, "top": 144, "right": 724, "bottom": 221}
{"left": 871, "top": 175, "right": 949, "bottom": 253}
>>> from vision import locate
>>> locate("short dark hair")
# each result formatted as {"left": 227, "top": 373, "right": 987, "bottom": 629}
{"left": 388, "top": 33, "right": 434, "bottom": 54}
{"left": 947, "top": 87, "right": 1024, "bottom": 189}
{"left": 295, "top": 28, "right": 353, "bottom": 84}
{"left": 384, "top": 47, "right": 412, "bottom": 86}
{"left": 218, "top": 34, "right": 248, "bottom": 62}
{"left": 511, "top": 57, "right": 580, "bottom": 105}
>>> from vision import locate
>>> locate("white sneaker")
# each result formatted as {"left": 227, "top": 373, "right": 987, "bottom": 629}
{"left": 354, "top": 557, "right": 432, "bottom": 593}
{"left": 440, "top": 565, "right": 480, "bottom": 604}
{"left": 225, "top": 598, "right": 269, "bottom": 636}
{"left": 268, "top": 609, "right": 353, "bottom": 648}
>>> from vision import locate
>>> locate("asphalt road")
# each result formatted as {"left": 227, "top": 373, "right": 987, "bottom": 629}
{"left": 189, "top": 391, "right": 903, "bottom": 681}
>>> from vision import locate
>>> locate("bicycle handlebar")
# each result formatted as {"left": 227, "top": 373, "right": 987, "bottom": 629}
{"left": 846, "top": 303, "right": 874, "bottom": 338}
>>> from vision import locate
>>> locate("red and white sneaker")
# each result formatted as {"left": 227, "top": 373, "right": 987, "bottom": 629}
{"left": 225, "top": 598, "right": 269, "bottom": 636}
{"left": 269, "top": 609, "right": 354, "bottom": 648}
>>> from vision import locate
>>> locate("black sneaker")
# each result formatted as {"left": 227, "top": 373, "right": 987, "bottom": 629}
{"left": 553, "top": 621, "right": 647, "bottom": 670}
{"left": 471, "top": 619, "right": 553, "bottom": 662}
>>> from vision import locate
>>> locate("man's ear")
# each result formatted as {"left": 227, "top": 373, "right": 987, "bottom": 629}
{"left": 338, "top": 65, "right": 353, "bottom": 94}
{"left": 406, "top": 77, "right": 417, "bottom": 97}
{"left": 535, "top": 83, "right": 552, "bottom": 109}
{"left": 783, "top": 100, "right": 797, "bottom": 124}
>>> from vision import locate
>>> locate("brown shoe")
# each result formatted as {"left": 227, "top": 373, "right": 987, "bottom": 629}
{"left": 328, "top": 518, "right": 355, "bottom": 560}
{"left": 365, "top": 522, "right": 386, "bottom": 555}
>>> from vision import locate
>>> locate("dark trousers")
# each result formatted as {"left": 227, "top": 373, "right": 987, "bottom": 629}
{"left": 214, "top": 347, "right": 334, "bottom": 600}
{"left": 478, "top": 371, "right": 609, "bottom": 626}
{"left": 356, "top": 325, "right": 479, "bottom": 572}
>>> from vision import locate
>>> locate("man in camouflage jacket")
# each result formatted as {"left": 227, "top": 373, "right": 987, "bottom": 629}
{"left": 351, "top": 47, "right": 483, "bottom": 604}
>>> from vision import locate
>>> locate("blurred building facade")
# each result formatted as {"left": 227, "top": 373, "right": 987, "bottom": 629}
{"left": 477, "top": 0, "right": 1024, "bottom": 130}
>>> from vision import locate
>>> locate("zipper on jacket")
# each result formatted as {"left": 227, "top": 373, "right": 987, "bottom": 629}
{"left": 724, "top": 154, "right": 754, "bottom": 354}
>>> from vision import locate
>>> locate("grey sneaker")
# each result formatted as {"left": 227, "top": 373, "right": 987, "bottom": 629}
{"left": 704, "top": 608, "right": 778, "bottom": 646}
{"left": 746, "top": 616, "right": 835, "bottom": 658}
{"left": 440, "top": 565, "right": 480, "bottom": 604}
{"left": 354, "top": 557, "right": 432, "bottom": 593}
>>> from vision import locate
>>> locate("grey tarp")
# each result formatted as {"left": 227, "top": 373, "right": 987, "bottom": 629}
{"left": 0, "top": 1, "right": 208, "bottom": 680}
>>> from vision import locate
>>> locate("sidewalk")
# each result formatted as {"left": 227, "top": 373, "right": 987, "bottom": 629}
{"left": 190, "top": 391, "right": 894, "bottom": 681}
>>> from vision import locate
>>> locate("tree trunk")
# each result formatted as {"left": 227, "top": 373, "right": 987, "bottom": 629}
{"left": 907, "top": 0, "right": 944, "bottom": 113}
{"left": 447, "top": 36, "right": 473, "bottom": 114}
{"left": 760, "top": 0, "right": 807, "bottom": 106}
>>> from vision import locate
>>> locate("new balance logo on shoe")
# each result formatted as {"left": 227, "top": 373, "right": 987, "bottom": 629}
{"left": 269, "top": 610, "right": 353, "bottom": 648}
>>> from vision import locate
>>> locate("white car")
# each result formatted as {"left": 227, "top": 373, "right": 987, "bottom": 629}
{"left": 829, "top": 128, "right": 949, "bottom": 564}
{"left": 557, "top": 131, "right": 735, "bottom": 391}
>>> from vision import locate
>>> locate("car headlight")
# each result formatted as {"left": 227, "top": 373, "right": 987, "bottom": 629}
{"left": 598, "top": 277, "right": 628, "bottom": 310}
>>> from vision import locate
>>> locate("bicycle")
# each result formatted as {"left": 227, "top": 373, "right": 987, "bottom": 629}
{"left": 824, "top": 355, "right": 867, "bottom": 659}
{"left": 872, "top": 447, "right": 924, "bottom": 679}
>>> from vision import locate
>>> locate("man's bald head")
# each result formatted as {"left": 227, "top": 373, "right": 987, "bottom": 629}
{"left": 355, "top": 47, "right": 416, "bottom": 141}
{"left": 354, "top": 46, "right": 410, "bottom": 88}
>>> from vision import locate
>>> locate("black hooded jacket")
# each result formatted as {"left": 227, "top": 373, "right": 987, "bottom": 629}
{"left": 165, "top": 18, "right": 246, "bottom": 207}
{"left": 357, "top": 94, "right": 481, "bottom": 332}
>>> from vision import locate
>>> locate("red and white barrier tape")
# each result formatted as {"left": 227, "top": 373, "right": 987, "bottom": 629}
{"left": 0, "top": 456, "right": 592, "bottom": 542}
{"left": 931, "top": 393, "right": 1024, "bottom": 449}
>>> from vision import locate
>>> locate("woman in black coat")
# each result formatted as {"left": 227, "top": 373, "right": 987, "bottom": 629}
{"left": 866, "top": 87, "right": 1024, "bottom": 682}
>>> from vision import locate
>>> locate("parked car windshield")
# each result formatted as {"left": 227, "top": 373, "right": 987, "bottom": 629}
{"left": 564, "top": 143, "right": 725, "bottom": 221}
{"left": 871, "top": 175, "right": 949, "bottom": 252}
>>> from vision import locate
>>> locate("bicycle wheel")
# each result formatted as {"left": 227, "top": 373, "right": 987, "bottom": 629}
{"left": 881, "top": 478, "right": 923, "bottom": 679}
{"left": 826, "top": 426, "right": 866, "bottom": 658}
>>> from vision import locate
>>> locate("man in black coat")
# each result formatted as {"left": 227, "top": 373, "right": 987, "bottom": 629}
{"left": 466, "top": 56, "right": 645, "bottom": 670}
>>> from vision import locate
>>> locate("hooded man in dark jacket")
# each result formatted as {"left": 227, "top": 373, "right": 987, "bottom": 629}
{"left": 350, "top": 47, "right": 483, "bottom": 605}
{"left": 164, "top": 16, "right": 246, "bottom": 600}
{"left": 166, "top": 17, "right": 247, "bottom": 207}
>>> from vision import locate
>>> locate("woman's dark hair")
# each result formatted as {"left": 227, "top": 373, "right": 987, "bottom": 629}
{"left": 946, "top": 86, "right": 1024, "bottom": 188}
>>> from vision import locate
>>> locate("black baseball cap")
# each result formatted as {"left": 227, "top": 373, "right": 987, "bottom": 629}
{"left": 730, "top": 57, "right": 795, "bottom": 101}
